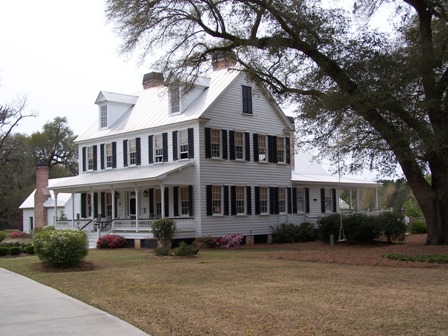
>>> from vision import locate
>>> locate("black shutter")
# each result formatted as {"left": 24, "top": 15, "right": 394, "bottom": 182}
{"left": 112, "top": 142, "right": 117, "bottom": 168}
{"left": 188, "top": 185, "right": 193, "bottom": 216}
{"left": 223, "top": 186, "right": 229, "bottom": 216}
{"left": 292, "top": 188, "right": 298, "bottom": 213}
{"left": 254, "top": 186, "right": 260, "bottom": 215}
{"left": 172, "top": 131, "right": 178, "bottom": 161}
{"left": 100, "top": 144, "right": 105, "bottom": 170}
{"left": 205, "top": 127, "right": 211, "bottom": 158}
{"left": 93, "top": 145, "right": 97, "bottom": 171}
{"left": 253, "top": 133, "right": 259, "bottom": 162}
{"left": 285, "top": 136, "right": 291, "bottom": 164}
{"left": 230, "top": 186, "right": 236, "bottom": 215}
{"left": 82, "top": 147, "right": 86, "bottom": 172}
{"left": 149, "top": 189, "right": 154, "bottom": 217}
{"left": 246, "top": 186, "right": 252, "bottom": 215}
{"left": 206, "top": 185, "right": 212, "bottom": 216}
{"left": 229, "top": 130, "right": 235, "bottom": 160}
{"left": 245, "top": 132, "right": 250, "bottom": 161}
{"left": 269, "top": 187, "right": 279, "bottom": 214}
{"left": 136, "top": 137, "right": 141, "bottom": 165}
{"left": 163, "top": 133, "right": 168, "bottom": 162}
{"left": 320, "top": 188, "right": 326, "bottom": 213}
{"left": 287, "top": 187, "right": 292, "bottom": 214}
{"left": 268, "top": 136, "right": 277, "bottom": 163}
{"left": 101, "top": 192, "right": 105, "bottom": 218}
{"left": 222, "top": 130, "right": 228, "bottom": 159}
{"left": 81, "top": 193, "right": 86, "bottom": 218}
{"left": 332, "top": 188, "right": 337, "bottom": 213}
{"left": 164, "top": 187, "right": 169, "bottom": 217}
{"left": 93, "top": 193, "right": 98, "bottom": 218}
{"left": 188, "top": 128, "right": 194, "bottom": 158}
{"left": 305, "top": 188, "right": 310, "bottom": 213}
{"left": 148, "top": 136, "right": 153, "bottom": 164}
{"left": 123, "top": 140, "right": 128, "bottom": 167}
{"left": 173, "top": 187, "right": 179, "bottom": 217}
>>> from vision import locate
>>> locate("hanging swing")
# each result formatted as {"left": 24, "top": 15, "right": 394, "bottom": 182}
{"left": 337, "top": 213, "right": 347, "bottom": 242}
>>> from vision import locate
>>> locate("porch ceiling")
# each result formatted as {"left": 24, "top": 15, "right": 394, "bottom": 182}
{"left": 291, "top": 173, "right": 380, "bottom": 188}
{"left": 49, "top": 160, "right": 194, "bottom": 193}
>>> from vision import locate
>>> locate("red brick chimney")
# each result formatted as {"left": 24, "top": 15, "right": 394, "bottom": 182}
{"left": 211, "top": 50, "right": 237, "bottom": 71}
{"left": 34, "top": 160, "right": 51, "bottom": 228}
{"left": 142, "top": 72, "right": 164, "bottom": 89}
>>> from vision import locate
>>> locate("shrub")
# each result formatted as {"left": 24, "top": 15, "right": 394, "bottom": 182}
{"left": 151, "top": 218, "right": 176, "bottom": 249}
{"left": 9, "top": 231, "right": 30, "bottom": 239}
{"left": 272, "top": 222, "right": 318, "bottom": 244}
{"left": 410, "top": 221, "right": 427, "bottom": 234}
{"left": 9, "top": 246, "right": 22, "bottom": 256}
{"left": 33, "top": 230, "right": 88, "bottom": 267}
{"left": 153, "top": 247, "right": 170, "bottom": 256}
{"left": 194, "top": 236, "right": 218, "bottom": 248}
{"left": 376, "top": 212, "right": 406, "bottom": 243}
{"left": 216, "top": 233, "right": 244, "bottom": 248}
{"left": 97, "top": 235, "right": 127, "bottom": 249}
{"left": 173, "top": 241, "right": 199, "bottom": 256}
{"left": 0, "top": 246, "right": 9, "bottom": 256}
{"left": 25, "top": 245, "right": 35, "bottom": 254}
{"left": 0, "top": 231, "right": 6, "bottom": 243}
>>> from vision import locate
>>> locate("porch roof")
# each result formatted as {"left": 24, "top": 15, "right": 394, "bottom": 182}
{"left": 49, "top": 160, "right": 194, "bottom": 192}
{"left": 291, "top": 173, "right": 380, "bottom": 188}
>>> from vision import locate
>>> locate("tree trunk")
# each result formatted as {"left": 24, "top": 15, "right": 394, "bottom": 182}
{"left": 422, "top": 194, "right": 448, "bottom": 245}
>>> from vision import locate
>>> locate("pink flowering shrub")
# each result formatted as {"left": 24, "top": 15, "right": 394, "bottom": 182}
{"left": 9, "top": 231, "right": 30, "bottom": 239}
{"left": 97, "top": 235, "right": 127, "bottom": 249}
{"left": 216, "top": 234, "right": 244, "bottom": 248}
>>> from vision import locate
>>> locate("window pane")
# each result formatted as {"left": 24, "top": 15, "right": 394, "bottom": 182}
{"left": 278, "top": 188, "right": 286, "bottom": 213}
{"left": 297, "top": 188, "right": 305, "bottom": 212}
{"left": 258, "top": 134, "right": 266, "bottom": 161}
{"left": 129, "top": 139, "right": 136, "bottom": 165}
{"left": 260, "top": 187, "right": 268, "bottom": 214}
{"left": 236, "top": 186, "right": 245, "bottom": 214}
{"left": 277, "top": 137, "right": 285, "bottom": 163}
{"left": 154, "top": 134, "right": 163, "bottom": 162}
{"left": 211, "top": 129, "right": 221, "bottom": 158}
{"left": 212, "top": 186, "right": 222, "bottom": 214}
{"left": 179, "top": 130, "right": 189, "bottom": 159}
{"left": 180, "top": 186, "right": 190, "bottom": 215}
{"left": 235, "top": 132, "right": 244, "bottom": 160}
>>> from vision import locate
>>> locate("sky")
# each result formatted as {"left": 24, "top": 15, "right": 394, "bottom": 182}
{"left": 0, "top": 0, "right": 147, "bottom": 136}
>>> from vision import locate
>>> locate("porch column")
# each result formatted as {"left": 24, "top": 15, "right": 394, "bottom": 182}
{"left": 135, "top": 185, "right": 139, "bottom": 232}
{"left": 111, "top": 188, "right": 115, "bottom": 231}
{"left": 349, "top": 189, "right": 353, "bottom": 211}
{"left": 90, "top": 189, "right": 95, "bottom": 220}
{"left": 71, "top": 192, "right": 75, "bottom": 229}
{"left": 356, "top": 188, "right": 360, "bottom": 212}
{"left": 160, "top": 183, "right": 165, "bottom": 218}
{"left": 54, "top": 192, "right": 58, "bottom": 226}
{"left": 375, "top": 188, "right": 379, "bottom": 210}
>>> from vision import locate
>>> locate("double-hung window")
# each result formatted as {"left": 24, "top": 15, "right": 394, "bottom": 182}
{"left": 179, "top": 130, "right": 189, "bottom": 159}
{"left": 100, "top": 105, "right": 107, "bottom": 128}
{"left": 128, "top": 139, "right": 137, "bottom": 165}
{"left": 236, "top": 186, "right": 245, "bottom": 214}
{"left": 211, "top": 129, "right": 221, "bottom": 158}
{"left": 277, "top": 137, "right": 285, "bottom": 163}
{"left": 154, "top": 134, "right": 163, "bottom": 162}
{"left": 258, "top": 134, "right": 267, "bottom": 161}
{"left": 234, "top": 132, "right": 244, "bottom": 160}
{"left": 155, "top": 189, "right": 162, "bottom": 217}
{"left": 297, "top": 188, "right": 306, "bottom": 212}
{"left": 106, "top": 192, "right": 112, "bottom": 217}
{"left": 278, "top": 188, "right": 286, "bottom": 213}
{"left": 325, "top": 188, "right": 332, "bottom": 212}
{"left": 180, "top": 186, "right": 190, "bottom": 216}
{"left": 105, "top": 143, "right": 113, "bottom": 168}
{"left": 170, "top": 86, "right": 180, "bottom": 114}
{"left": 87, "top": 146, "right": 94, "bottom": 171}
{"left": 260, "top": 187, "right": 268, "bottom": 214}
{"left": 212, "top": 186, "right": 222, "bottom": 215}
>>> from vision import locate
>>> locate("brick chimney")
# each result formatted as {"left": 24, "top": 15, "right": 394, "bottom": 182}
{"left": 34, "top": 160, "right": 51, "bottom": 228}
{"left": 211, "top": 50, "right": 237, "bottom": 71}
{"left": 142, "top": 72, "right": 164, "bottom": 89}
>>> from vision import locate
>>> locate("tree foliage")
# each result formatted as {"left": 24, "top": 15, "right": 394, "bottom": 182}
{"left": 106, "top": 0, "right": 448, "bottom": 244}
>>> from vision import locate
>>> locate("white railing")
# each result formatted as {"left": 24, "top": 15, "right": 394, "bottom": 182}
{"left": 55, "top": 220, "right": 94, "bottom": 231}
{"left": 106, "top": 217, "right": 195, "bottom": 233}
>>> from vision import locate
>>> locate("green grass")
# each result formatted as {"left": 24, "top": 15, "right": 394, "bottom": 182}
{"left": 383, "top": 253, "right": 448, "bottom": 263}
{"left": 1, "top": 248, "right": 448, "bottom": 336}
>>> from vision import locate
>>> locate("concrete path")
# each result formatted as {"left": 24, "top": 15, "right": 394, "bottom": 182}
{"left": 0, "top": 268, "right": 150, "bottom": 336}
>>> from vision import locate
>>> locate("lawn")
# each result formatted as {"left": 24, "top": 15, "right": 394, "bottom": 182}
{"left": 1, "top": 245, "right": 448, "bottom": 336}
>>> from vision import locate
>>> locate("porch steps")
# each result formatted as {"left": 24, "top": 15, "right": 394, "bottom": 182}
{"left": 87, "top": 232, "right": 99, "bottom": 249}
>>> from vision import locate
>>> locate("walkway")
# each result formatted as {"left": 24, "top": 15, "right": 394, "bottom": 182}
{"left": 0, "top": 268, "right": 150, "bottom": 336}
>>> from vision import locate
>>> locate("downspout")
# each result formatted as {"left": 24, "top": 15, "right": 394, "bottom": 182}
{"left": 54, "top": 192, "right": 58, "bottom": 226}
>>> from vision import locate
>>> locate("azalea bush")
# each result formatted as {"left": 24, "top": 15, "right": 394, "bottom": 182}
{"left": 9, "top": 231, "right": 30, "bottom": 239}
{"left": 217, "top": 234, "right": 244, "bottom": 248}
{"left": 33, "top": 230, "right": 88, "bottom": 267}
{"left": 97, "top": 235, "right": 127, "bottom": 249}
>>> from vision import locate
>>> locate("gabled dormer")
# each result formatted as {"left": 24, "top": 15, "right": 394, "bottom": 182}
{"left": 95, "top": 91, "right": 138, "bottom": 129}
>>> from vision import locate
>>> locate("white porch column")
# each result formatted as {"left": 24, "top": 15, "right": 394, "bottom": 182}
{"left": 135, "top": 185, "right": 139, "bottom": 232}
{"left": 160, "top": 183, "right": 165, "bottom": 218}
{"left": 54, "top": 192, "right": 58, "bottom": 226}
{"left": 111, "top": 188, "right": 115, "bottom": 232}
{"left": 90, "top": 189, "right": 95, "bottom": 220}
{"left": 71, "top": 192, "right": 75, "bottom": 229}
{"left": 356, "top": 188, "right": 360, "bottom": 212}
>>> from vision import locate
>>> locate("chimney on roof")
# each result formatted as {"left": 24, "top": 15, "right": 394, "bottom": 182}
{"left": 34, "top": 160, "right": 50, "bottom": 229}
{"left": 142, "top": 72, "right": 164, "bottom": 89}
{"left": 211, "top": 50, "right": 237, "bottom": 71}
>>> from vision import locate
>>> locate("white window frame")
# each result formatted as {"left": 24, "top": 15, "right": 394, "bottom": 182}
{"left": 235, "top": 131, "right": 244, "bottom": 160}
{"left": 278, "top": 187, "right": 286, "bottom": 213}
{"left": 100, "top": 105, "right": 107, "bottom": 128}
{"left": 105, "top": 143, "right": 113, "bottom": 168}
{"left": 260, "top": 186, "right": 269, "bottom": 214}
{"left": 277, "top": 137, "right": 285, "bottom": 163}
{"left": 212, "top": 185, "right": 222, "bottom": 215}
{"left": 170, "top": 86, "right": 181, "bottom": 114}
{"left": 258, "top": 134, "right": 267, "bottom": 162}
{"left": 154, "top": 134, "right": 163, "bottom": 162}
{"left": 211, "top": 129, "right": 221, "bottom": 158}
{"left": 297, "top": 188, "right": 306, "bottom": 213}
{"left": 87, "top": 146, "right": 94, "bottom": 171}
{"left": 179, "top": 129, "right": 189, "bottom": 159}
{"left": 180, "top": 186, "right": 190, "bottom": 216}
{"left": 128, "top": 138, "right": 137, "bottom": 165}
{"left": 236, "top": 186, "right": 245, "bottom": 215}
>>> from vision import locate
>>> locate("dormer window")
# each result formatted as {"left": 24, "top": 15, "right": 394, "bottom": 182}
{"left": 100, "top": 105, "right": 107, "bottom": 128}
{"left": 170, "top": 86, "right": 181, "bottom": 114}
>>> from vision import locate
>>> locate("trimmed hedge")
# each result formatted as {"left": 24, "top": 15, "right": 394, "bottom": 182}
{"left": 0, "top": 246, "right": 9, "bottom": 256}
{"left": 410, "top": 221, "right": 427, "bottom": 234}
{"left": 9, "top": 246, "right": 22, "bottom": 256}
{"left": 0, "top": 231, "right": 6, "bottom": 243}
{"left": 271, "top": 222, "right": 318, "bottom": 244}
{"left": 33, "top": 230, "right": 88, "bottom": 267}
